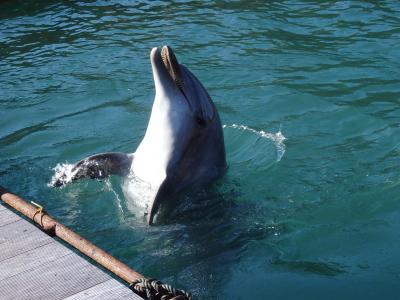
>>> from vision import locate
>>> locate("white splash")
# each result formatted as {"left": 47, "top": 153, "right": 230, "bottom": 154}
{"left": 104, "top": 179, "right": 123, "bottom": 211}
{"left": 223, "top": 124, "right": 287, "bottom": 161}
{"left": 47, "top": 163, "right": 77, "bottom": 187}
{"left": 122, "top": 172, "right": 157, "bottom": 212}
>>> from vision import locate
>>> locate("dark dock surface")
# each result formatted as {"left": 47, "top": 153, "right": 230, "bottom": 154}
{"left": 0, "top": 203, "right": 143, "bottom": 300}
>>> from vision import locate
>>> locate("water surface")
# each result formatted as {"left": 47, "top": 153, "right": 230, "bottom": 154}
{"left": 1, "top": 1, "right": 400, "bottom": 299}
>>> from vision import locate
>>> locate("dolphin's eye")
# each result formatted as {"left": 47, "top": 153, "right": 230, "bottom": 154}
{"left": 196, "top": 116, "right": 206, "bottom": 127}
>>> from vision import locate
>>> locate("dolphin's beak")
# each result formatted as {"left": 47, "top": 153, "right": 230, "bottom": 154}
{"left": 160, "top": 46, "right": 183, "bottom": 87}
{"left": 150, "top": 46, "right": 185, "bottom": 95}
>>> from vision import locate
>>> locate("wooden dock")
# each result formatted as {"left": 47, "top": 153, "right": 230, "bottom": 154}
{"left": 0, "top": 203, "right": 143, "bottom": 300}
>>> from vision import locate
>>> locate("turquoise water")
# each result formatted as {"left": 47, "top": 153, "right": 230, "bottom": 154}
{"left": 1, "top": 1, "right": 400, "bottom": 299}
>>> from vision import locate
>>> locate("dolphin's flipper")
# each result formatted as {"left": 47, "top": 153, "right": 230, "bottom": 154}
{"left": 52, "top": 152, "right": 133, "bottom": 187}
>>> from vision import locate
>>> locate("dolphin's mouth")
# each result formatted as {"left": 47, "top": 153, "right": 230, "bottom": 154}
{"left": 160, "top": 46, "right": 185, "bottom": 92}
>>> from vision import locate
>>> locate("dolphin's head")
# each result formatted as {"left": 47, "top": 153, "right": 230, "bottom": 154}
{"left": 149, "top": 46, "right": 215, "bottom": 123}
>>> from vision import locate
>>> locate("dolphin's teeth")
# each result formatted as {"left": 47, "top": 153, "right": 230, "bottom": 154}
{"left": 161, "top": 50, "right": 167, "bottom": 65}
{"left": 160, "top": 46, "right": 184, "bottom": 89}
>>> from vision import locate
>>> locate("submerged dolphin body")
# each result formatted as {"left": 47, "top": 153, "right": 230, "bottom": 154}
{"left": 52, "top": 46, "right": 227, "bottom": 224}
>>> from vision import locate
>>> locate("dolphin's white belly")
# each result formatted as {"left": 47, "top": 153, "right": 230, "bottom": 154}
{"left": 131, "top": 96, "right": 190, "bottom": 188}
{"left": 123, "top": 99, "right": 190, "bottom": 213}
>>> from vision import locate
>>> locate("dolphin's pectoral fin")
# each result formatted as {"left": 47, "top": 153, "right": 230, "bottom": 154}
{"left": 52, "top": 152, "right": 133, "bottom": 187}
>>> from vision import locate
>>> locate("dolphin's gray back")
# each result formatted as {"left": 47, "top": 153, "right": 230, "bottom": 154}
{"left": 180, "top": 65, "right": 215, "bottom": 124}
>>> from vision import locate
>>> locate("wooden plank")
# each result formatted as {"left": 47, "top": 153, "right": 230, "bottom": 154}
{"left": 0, "top": 240, "right": 71, "bottom": 281}
{"left": 0, "top": 206, "right": 144, "bottom": 300}
{"left": 0, "top": 253, "right": 110, "bottom": 300}
{"left": 64, "top": 279, "right": 142, "bottom": 300}
{"left": 0, "top": 219, "right": 52, "bottom": 261}
{"left": 0, "top": 208, "right": 21, "bottom": 227}
{"left": 0, "top": 204, "right": 7, "bottom": 211}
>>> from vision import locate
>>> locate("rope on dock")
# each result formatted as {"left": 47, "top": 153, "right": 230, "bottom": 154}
{"left": 0, "top": 185, "right": 192, "bottom": 300}
{"left": 130, "top": 278, "right": 192, "bottom": 300}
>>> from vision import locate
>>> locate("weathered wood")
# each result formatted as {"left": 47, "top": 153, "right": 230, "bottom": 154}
{"left": 0, "top": 253, "right": 110, "bottom": 300}
{"left": 0, "top": 219, "right": 52, "bottom": 261}
{"left": 0, "top": 208, "right": 20, "bottom": 227}
{"left": 0, "top": 204, "right": 7, "bottom": 211}
{"left": 0, "top": 240, "right": 70, "bottom": 281}
{"left": 0, "top": 206, "right": 143, "bottom": 299}
{"left": 0, "top": 188, "right": 145, "bottom": 284}
{"left": 64, "top": 279, "right": 142, "bottom": 300}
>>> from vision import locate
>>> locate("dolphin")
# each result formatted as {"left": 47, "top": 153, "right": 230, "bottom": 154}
{"left": 51, "top": 45, "right": 227, "bottom": 224}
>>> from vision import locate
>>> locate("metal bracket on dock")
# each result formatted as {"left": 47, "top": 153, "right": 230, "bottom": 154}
{"left": 31, "top": 201, "right": 46, "bottom": 228}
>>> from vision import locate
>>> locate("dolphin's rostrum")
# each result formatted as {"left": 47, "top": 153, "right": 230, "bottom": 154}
{"left": 52, "top": 46, "right": 227, "bottom": 224}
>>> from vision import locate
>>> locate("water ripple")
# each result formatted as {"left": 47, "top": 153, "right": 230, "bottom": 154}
{"left": 1, "top": 1, "right": 400, "bottom": 298}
